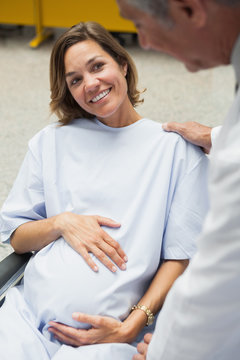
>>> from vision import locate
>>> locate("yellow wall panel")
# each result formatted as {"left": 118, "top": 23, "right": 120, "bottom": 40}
{"left": 0, "top": 0, "right": 34, "bottom": 25}
{"left": 41, "top": 0, "right": 136, "bottom": 32}
{"left": 0, "top": 0, "right": 136, "bottom": 47}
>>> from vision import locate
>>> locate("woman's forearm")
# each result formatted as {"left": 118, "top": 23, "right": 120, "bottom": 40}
{"left": 10, "top": 215, "right": 61, "bottom": 254}
{"left": 138, "top": 259, "right": 189, "bottom": 312}
{"left": 10, "top": 212, "right": 127, "bottom": 272}
{"left": 121, "top": 259, "right": 189, "bottom": 342}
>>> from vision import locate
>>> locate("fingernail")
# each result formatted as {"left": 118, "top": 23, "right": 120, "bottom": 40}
{"left": 112, "top": 266, "right": 117, "bottom": 272}
{"left": 93, "top": 266, "right": 98, "bottom": 272}
{"left": 124, "top": 256, "right": 128, "bottom": 262}
{"left": 72, "top": 312, "right": 78, "bottom": 320}
{"left": 121, "top": 263, "right": 126, "bottom": 270}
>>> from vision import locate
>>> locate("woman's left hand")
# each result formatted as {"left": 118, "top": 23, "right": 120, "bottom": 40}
{"left": 48, "top": 312, "right": 128, "bottom": 346}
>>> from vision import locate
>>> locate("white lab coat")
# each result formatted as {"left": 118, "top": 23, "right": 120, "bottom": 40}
{"left": 147, "top": 35, "right": 240, "bottom": 360}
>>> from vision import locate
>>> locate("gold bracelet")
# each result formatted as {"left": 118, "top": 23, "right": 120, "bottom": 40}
{"left": 131, "top": 305, "right": 154, "bottom": 326}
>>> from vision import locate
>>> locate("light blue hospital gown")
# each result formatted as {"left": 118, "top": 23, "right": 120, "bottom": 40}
{"left": 0, "top": 118, "right": 209, "bottom": 359}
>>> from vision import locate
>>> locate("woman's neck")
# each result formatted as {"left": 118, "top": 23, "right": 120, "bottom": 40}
{"left": 97, "top": 98, "right": 142, "bottom": 128}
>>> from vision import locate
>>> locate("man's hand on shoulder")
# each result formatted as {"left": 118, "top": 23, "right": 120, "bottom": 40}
{"left": 162, "top": 121, "right": 212, "bottom": 154}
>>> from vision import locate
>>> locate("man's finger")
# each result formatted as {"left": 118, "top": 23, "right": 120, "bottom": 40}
{"left": 162, "top": 122, "right": 184, "bottom": 134}
{"left": 137, "top": 342, "right": 147, "bottom": 355}
{"left": 132, "top": 354, "right": 145, "bottom": 360}
{"left": 144, "top": 332, "right": 153, "bottom": 344}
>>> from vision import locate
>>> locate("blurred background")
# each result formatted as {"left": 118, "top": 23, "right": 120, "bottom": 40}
{"left": 0, "top": 0, "right": 235, "bottom": 259}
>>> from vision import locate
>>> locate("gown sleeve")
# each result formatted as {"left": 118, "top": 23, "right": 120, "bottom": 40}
{"left": 0, "top": 135, "right": 46, "bottom": 243}
{"left": 161, "top": 140, "right": 209, "bottom": 260}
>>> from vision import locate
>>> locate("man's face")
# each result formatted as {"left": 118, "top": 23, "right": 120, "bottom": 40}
{"left": 116, "top": 0, "right": 225, "bottom": 72}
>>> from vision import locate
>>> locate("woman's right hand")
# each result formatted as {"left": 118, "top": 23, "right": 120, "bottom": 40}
{"left": 55, "top": 212, "right": 127, "bottom": 272}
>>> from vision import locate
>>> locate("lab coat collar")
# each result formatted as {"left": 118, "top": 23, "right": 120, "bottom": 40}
{"left": 231, "top": 33, "right": 240, "bottom": 86}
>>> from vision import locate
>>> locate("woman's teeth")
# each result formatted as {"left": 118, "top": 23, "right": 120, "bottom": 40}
{"left": 91, "top": 89, "right": 110, "bottom": 103}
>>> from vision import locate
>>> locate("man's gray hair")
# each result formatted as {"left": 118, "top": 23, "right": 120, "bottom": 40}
{"left": 125, "top": 0, "right": 169, "bottom": 20}
{"left": 126, "top": 0, "right": 240, "bottom": 22}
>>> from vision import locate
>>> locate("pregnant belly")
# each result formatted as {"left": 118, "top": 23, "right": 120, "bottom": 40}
{"left": 23, "top": 238, "right": 142, "bottom": 330}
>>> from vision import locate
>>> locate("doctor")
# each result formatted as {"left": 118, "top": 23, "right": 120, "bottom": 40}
{"left": 115, "top": 0, "right": 240, "bottom": 359}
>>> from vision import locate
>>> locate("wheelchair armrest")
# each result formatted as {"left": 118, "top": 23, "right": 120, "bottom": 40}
{"left": 0, "top": 252, "right": 32, "bottom": 306}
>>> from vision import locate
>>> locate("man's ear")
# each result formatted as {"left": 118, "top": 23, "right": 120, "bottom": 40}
{"left": 169, "top": 0, "right": 208, "bottom": 28}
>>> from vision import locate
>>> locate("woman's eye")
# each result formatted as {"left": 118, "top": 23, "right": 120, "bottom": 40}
{"left": 92, "top": 62, "right": 104, "bottom": 71}
{"left": 71, "top": 78, "right": 81, "bottom": 86}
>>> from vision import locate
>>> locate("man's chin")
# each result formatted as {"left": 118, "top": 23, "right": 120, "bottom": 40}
{"left": 185, "top": 62, "right": 201, "bottom": 72}
{"left": 185, "top": 60, "right": 216, "bottom": 72}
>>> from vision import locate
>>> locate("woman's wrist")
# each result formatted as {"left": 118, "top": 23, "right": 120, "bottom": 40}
{"left": 131, "top": 305, "right": 154, "bottom": 326}
{"left": 51, "top": 212, "right": 69, "bottom": 238}
{"left": 120, "top": 310, "right": 149, "bottom": 343}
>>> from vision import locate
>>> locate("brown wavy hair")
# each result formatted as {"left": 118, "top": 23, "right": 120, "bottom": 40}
{"left": 50, "top": 21, "right": 143, "bottom": 125}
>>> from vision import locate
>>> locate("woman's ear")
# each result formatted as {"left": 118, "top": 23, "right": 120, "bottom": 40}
{"left": 122, "top": 63, "right": 128, "bottom": 77}
{"left": 170, "top": 0, "right": 208, "bottom": 28}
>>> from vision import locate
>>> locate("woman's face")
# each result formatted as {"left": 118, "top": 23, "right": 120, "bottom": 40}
{"left": 64, "top": 40, "right": 129, "bottom": 121}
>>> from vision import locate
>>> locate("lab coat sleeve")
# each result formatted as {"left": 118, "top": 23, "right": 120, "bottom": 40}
{"left": 211, "top": 125, "right": 222, "bottom": 148}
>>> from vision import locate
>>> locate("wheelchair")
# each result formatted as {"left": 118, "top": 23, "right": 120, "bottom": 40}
{"left": 0, "top": 252, "right": 32, "bottom": 307}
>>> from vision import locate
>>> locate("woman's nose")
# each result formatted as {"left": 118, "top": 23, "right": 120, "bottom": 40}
{"left": 84, "top": 74, "right": 100, "bottom": 92}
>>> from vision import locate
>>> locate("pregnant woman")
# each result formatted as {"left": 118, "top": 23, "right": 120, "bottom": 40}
{"left": 0, "top": 22, "right": 208, "bottom": 359}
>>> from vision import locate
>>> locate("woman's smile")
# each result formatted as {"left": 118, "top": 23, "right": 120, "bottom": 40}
{"left": 90, "top": 88, "right": 112, "bottom": 103}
